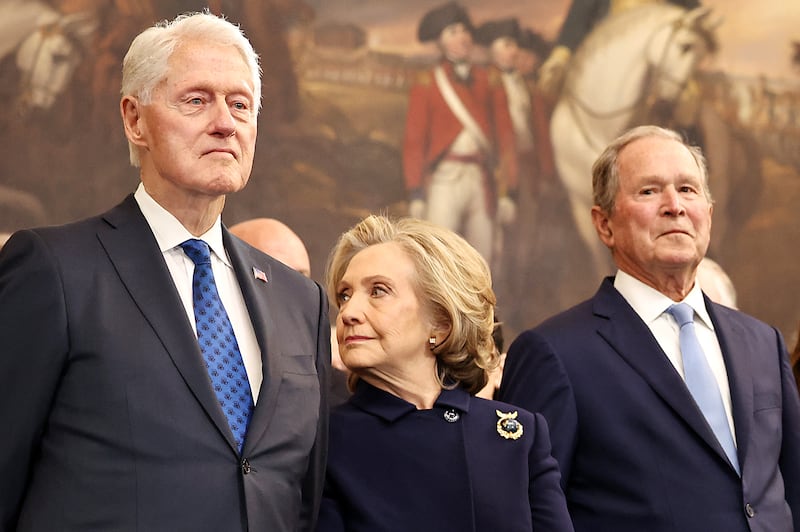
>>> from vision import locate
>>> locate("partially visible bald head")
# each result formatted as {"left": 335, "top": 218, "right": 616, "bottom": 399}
{"left": 696, "top": 257, "right": 737, "bottom": 309}
{"left": 229, "top": 218, "right": 311, "bottom": 277}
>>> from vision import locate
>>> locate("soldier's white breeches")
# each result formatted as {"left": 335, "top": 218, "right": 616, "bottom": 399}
{"left": 425, "top": 160, "right": 493, "bottom": 262}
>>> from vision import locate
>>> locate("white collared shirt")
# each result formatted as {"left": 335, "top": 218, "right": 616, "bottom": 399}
{"left": 614, "top": 270, "right": 736, "bottom": 444}
{"left": 134, "top": 183, "right": 263, "bottom": 403}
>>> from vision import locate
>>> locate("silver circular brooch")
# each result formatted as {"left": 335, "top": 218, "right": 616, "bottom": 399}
{"left": 443, "top": 409, "right": 460, "bottom": 423}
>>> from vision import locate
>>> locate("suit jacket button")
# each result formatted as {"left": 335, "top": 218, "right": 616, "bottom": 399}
{"left": 745, "top": 503, "right": 755, "bottom": 518}
{"left": 241, "top": 458, "right": 251, "bottom": 475}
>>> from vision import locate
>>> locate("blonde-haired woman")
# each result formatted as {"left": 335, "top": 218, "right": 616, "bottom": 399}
{"left": 317, "top": 214, "right": 572, "bottom": 532}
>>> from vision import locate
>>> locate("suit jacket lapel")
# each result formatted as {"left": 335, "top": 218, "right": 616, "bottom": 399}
{"left": 707, "top": 300, "right": 753, "bottom": 467}
{"left": 593, "top": 279, "right": 735, "bottom": 467}
{"left": 98, "top": 196, "right": 237, "bottom": 452}
{"left": 223, "top": 231, "right": 283, "bottom": 454}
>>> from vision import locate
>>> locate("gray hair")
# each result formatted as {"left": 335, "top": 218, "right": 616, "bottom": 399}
{"left": 592, "top": 125, "right": 712, "bottom": 214}
{"left": 121, "top": 11, "right": 261, "bottom": 166}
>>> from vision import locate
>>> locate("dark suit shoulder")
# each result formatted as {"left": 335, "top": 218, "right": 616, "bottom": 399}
{"left": 532, "top": 297, "right": 597, "bottom": 341}
{"left": 504, "top": 280, "right": 621, "bottom": 364}
{"left": 709, "top": 301, "right": 775, "bottom": 332}
{"left": 28, "top": 196, "right": 133, "bottom": 238}
{"left": 502, "top": 327, "right": 573, "bottom": 396}
{"left": 16, "top": 195, "right": 148, "bottom": 262}
{"left": 530, "top": 278, "right": 624, "bottom": 338}
{"left": 708, "top": 302, "right": 786, "bottom": 360}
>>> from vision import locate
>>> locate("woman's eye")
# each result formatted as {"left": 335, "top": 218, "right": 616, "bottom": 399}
{"left": 371, "top": 285, "right": 388, "bottom": 297}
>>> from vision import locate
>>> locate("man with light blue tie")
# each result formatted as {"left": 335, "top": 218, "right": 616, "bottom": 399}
{"left": 0, "top": 12, "right": 329, "bottom": 531}
{"left": 498, "top": 125, "right": 800, "bottom": 531}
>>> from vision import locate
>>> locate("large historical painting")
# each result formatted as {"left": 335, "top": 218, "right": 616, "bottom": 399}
{"left": 1, "top": 0, "right": 798, "bottom": 342}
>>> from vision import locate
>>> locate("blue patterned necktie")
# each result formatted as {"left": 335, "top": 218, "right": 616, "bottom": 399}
{"left": 667, "top": 303, "right": 740, "bottom": 475}
{"left": 181, "top": 239, "right": 253, "bottom": 453}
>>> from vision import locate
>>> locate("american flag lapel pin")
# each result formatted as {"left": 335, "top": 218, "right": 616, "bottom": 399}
{"left": 252, "top": 267, "right": 268, "bottom": 283}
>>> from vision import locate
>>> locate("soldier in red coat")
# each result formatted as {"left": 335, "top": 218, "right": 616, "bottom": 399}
{"left": 403, "top": 1, "right": 517, "bottom": 264}
{"left": 475, "top": 18, "right": 556, "bottom": 208}
{"left": 474, "top": 18, "right": 561, "bottom": 327}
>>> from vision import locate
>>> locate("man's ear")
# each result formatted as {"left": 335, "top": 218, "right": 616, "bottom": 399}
{"left": 120, "top": 96, "right": 147, "bottom": 149}
{"left": 591, "top": 205, "right": 614, "bottom": 248}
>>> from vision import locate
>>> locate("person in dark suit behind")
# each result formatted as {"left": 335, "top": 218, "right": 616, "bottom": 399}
{"left": 316, "top": 214, "right": 573, "bottom": 532}
{"left": 0, "top": 11, "right": 330, "bottom": 531}
{"left": 497, "top": 124, "right": 800, "bottom": 531}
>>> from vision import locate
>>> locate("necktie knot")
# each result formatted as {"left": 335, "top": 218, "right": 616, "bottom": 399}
{"left": 667, "top": 302, "right": 694, "bottom": 328}
{"left": 181, "top": 239, "right": 212, "bottom": 266}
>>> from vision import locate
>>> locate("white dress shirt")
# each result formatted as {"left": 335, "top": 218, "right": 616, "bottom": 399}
{"left": 134, "top": 184, "right": 263, "bottom": 403}
{"left": 614, "top": 270, "right": 736, "bottom": 444}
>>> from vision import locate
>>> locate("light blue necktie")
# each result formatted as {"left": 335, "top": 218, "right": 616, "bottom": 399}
{"left": 667, "top": 303, "right": 740, "bottom": 475}
{"left": 181, "top": 239, "right": 253, "bottom": 454}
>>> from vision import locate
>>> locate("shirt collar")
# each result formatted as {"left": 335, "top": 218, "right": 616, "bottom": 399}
{"left": 435, "top": 386, "right": 471, "bottom": 412}
{"left": 614, "top": 269, "right": 714, "bottom": 330}
{"left": 349, "top": 380, "right": 471, "bottom": 423}
{"left": 133, "top": 183, "right": 230, "bottom": 267}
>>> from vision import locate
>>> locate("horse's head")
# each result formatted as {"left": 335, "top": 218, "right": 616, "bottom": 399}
{"left": 15, "top": 11, "right": 97, "bottom": 112}
{"left": 645, "top": 6, "right": 721, "bottom": 103}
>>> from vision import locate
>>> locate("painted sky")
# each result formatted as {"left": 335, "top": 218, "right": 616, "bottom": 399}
{"left": 306, "top": 0, "right": 800, "bottom": 81}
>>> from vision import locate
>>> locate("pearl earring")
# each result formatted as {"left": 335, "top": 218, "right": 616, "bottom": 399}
{"left": 429, "top": 336, "right": 436, "bottom": 348}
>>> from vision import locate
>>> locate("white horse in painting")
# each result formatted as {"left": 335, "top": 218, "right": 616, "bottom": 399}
{"left": 550, "top": 3, "right": 720, "bottom": 278}
{"left": 0, "top": 0, "right": 97, "bottom": 112}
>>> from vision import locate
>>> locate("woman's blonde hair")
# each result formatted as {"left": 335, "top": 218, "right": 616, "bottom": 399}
{"left": 325, "top": 215, "right": 498, "bottom": 394}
